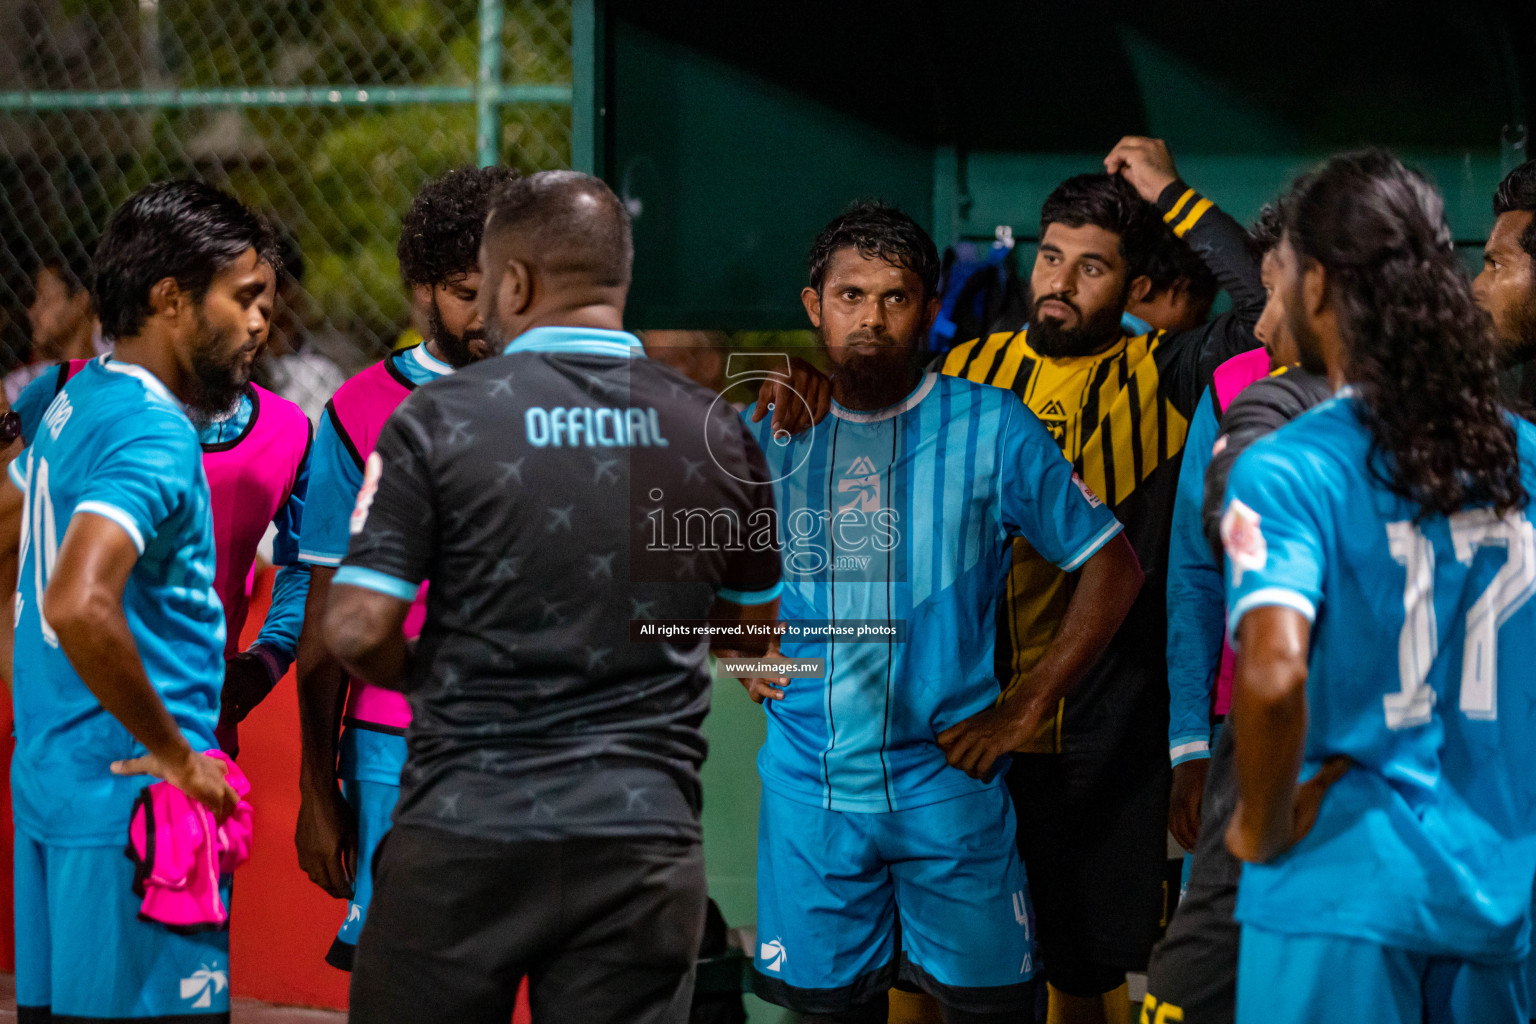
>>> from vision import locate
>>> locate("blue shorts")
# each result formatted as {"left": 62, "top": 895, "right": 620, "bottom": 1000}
{"left": 1237, "top": 924, "right": 1528, "bottom": 1024}
{"left": 752, "top": 783, "right": 1037, "bottom": 1015}
{"left": 14, "top": 826, "right": 232, "bottom": 1020}
{"left": 325, "top": 776, "right": 400, "bottom": 971}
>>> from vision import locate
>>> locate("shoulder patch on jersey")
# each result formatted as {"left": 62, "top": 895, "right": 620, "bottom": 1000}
{"left": 1071, "top": 473, "right": 1104, "bottom": 509}
{"left": 350, "top": 451, "right": 383, "bottom": 536}
{"left": 1221, "top": 498, "right": 1266, "bottom": 583}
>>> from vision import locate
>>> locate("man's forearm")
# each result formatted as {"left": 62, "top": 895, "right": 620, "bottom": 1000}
{"left": 1155, "top": 179, "right": 1265, "bottom": 319}
{"left": 0, "top": 546, "right": 17, "bottom": 687}
{"left": 250, "top": 560, "right": 311, "bottom": 680}
{"left": 296, "top": 567, "right": 347, "bottom": 787}
{"left": 1230, "top": 612, "right": 1311, "bottom": 860}
{"left": 331, "top": 631, "right": 410, "bottom": 692}
{"left": 55, "top": 600, "right": 193, "bottom": 766}
{"left": 1006, "top": 533, "right": 1142, "bottom": 721}
{"left": 323, "top": 582, "right": 414, "bottom": 693}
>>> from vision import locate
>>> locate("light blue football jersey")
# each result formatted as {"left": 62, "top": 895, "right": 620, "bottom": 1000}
{"left": 744, "top": 372, "right": 1123, "bottom": 813}
{"left": 9, "top": 358, "right": 224, "bottom": 845}
{"left": 1223, "top": 391, "right": 1536, "bottom": 961}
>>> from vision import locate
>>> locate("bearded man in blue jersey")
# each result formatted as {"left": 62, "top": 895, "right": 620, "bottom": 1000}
{"left": 7, "top": 180, "right": 277, "bottom": 1022}
{"left": 740, "top": 203, "right": 1143, "bottom": 1024}
{"left": 1222, "top": 150, "right": 1536, "bottom": 1024}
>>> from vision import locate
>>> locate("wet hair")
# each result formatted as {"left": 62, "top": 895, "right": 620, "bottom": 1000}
{"left": 92, "top": 180, "right": 278, "bottom": 340}
{"left": 808, "top": 201, "right": 940, "bottom": 300}
{"left": 1281, "top": 148, "right": 1523, "bottom": 518}
{"left": 484, "top": 170, "right": 633, "bottom": 288}
{"left": 398, "top": 165, "right": 521, "bottom": 287}
{"left": 1144, "top": 223, "right": 1218, "bottom": 309}
{"left": 1039, "top": 173, "right": 1162, "bottom": 279}
{"left": 1247, "top": 203, "right": 1283, "bottom": 261}
{"left": 1492, "top": 159, "right": 1536, "bottom": 265}
{"left": 273, "top": 225, "right": 304, "bottom": 284}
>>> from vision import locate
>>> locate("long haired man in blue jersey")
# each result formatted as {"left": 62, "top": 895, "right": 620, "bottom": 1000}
{"left": 1221, "top": 150, "right": 1536, "bottom": 1024}
{"left": 741, "top": 203, "right": 1143, "bottom": 1024}
{"left": 6, "top": 181, "right": 278, "bottom": 1022}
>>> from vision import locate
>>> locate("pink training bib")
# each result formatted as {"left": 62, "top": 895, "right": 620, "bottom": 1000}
{"left": 1209, "top": 347, "right": 1274, "bottom": 716}
{"left": 203, "top": 385, "right": 311, "bottom": 661}
{"left": 327, "top": 357, "right": 428, "bottom": 732}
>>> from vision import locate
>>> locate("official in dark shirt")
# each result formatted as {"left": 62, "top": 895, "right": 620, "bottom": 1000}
{"left": 326, "top": 170, "right": 783, "bottom": 1024}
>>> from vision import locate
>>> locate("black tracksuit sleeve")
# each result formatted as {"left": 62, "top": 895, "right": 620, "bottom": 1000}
{"left": 1152, "top": 180, "right": 1266, "bottom": 416}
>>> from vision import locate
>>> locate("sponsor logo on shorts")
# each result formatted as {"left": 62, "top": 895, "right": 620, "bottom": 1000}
{"left": 759, "top": 937, "right": 787, "bottom": 972}
{"left": 180, "top": 963, "right": 228, "bottom": 1009}
{"left": 1011, "top": 890, "right": 1030, "bottom": 928}
{"left": 1140, "top": 994, "right": 1186, "bottom": 1023}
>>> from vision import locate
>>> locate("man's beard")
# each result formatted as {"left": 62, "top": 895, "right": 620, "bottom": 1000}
{"left": 429, "top": 297, "right": 486, "bottom": 368}
{"left": 825, "top": 328, "right": 924, "bottom": 410}
{"left": 1029, "top": 293, "right": 1127, "bottom": 358}
{"left": 1283, "top": 281, "right": 1330, "bottom": 378}
{"left": 187, "top": 309, "right": 253, "bottom": 417}
{"left": 1495, "top": 291, "right": 1536, "bottom": 368}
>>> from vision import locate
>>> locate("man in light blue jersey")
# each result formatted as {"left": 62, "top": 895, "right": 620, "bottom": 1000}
{"left": 293, "top": 165, "right": 517, "bottom": 970}
{"left": 7, "top": 180, "right": 277, "bottom": 1022}
{"left": 10, "top": 261, "right": 313, "bottom": 761}
{"left": 1221, "top": 150, "right": 1536, "bottom": 1024}
{"left": 742, "top": 203, "right": 1143, "bottom": 1024}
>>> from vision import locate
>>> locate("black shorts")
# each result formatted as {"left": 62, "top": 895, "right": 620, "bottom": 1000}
{"left": 1144, "top": 723, "right": 1241, "bottom": 1023}
{"left": 1008, "top": 740, "right": 1171, "bottom": 981}
{"left": 349, "top": 823, "right": 707, "bottom": 1024}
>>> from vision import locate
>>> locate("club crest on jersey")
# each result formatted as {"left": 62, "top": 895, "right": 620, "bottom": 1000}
{"left": 837, "top": 455, "right": 882, "bottom": 513}
{"left": 1071, "top": 473, "right": 1103, "bottom": 509}
{"left": 1037, "top": 398, "right": 1068, "bottom": 445}
{"left": 350, "top": 452, "right": 383, "bottom": 536}
{"left": 1221, "top": 498, "right": 1267, "bottom": 583}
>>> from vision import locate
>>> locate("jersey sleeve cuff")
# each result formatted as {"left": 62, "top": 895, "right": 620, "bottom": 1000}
{"left": 1227, "top": 587, "right": 1317, "bottom": 642}
{"left": 1170, "top": 737, "right": 1212, "bottom": 766}
{"left": 74, "top": 501, "right": 147, "bottom": 554}
{"left": 7, "top": 459, "right": 26, "bottom": 490}
{"left": 717, "top": 580, "right": 783, "bottom": 605}
{"left": 298, "top": 549, "right": 343, "bottom": 567}
{"left": 333, "top": 565, "right": 420, "bottom": 601}
{"left": 1058, "top": 519, "right": 1124, "bottom": 573}
{"left": 1157, "top": 181, "right": 1213, "bottom": 239}
{"left": 244, "top": 643, "right": 288, "bottom": 686}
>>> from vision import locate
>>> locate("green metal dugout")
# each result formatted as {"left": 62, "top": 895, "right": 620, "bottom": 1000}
{"left": 577, "top": 0, "right": 1532, "bottom": 330}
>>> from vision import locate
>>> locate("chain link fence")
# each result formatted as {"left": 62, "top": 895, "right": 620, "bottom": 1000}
{"left": 0, "top": 0, "right": 573, "bottom": 419}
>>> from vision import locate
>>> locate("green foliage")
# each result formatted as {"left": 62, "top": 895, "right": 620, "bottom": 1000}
{"left": 1, "top": 0, "right": 571, "bottom": 364}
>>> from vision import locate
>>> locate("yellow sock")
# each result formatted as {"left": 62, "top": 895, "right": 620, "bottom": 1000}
{"left": 1101, "top": 982, "right": 1131, "bottom": 1024}
{"left": 1046, "top": 980, "right": 1131, "bottom": 1024}
{"left": 887, "top": 987, "right": 945, "bottom": 1023}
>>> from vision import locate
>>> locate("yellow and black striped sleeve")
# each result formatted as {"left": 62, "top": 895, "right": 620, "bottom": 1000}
{"left": 940, "top": 330, "right": 1027, "bottom": 390}
{"left": 1154, "top": 179, "right": 1265, "bottom": 322}
{"left": 1150, "top": 180, "right": 1267, "bottom": 413}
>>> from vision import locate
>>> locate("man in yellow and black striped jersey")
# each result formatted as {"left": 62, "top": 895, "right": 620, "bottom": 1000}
{"left": 938, "top": 136, "right": 1264, "bottom": 1024}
